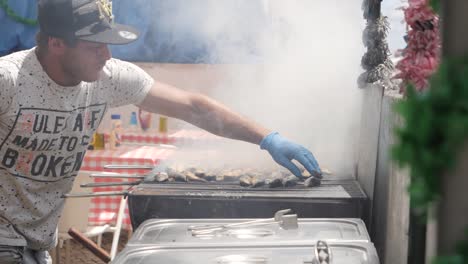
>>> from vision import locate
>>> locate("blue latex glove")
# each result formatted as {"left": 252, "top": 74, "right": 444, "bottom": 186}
{"left": 260, "top": 132, "right": 321, "bottom": 178}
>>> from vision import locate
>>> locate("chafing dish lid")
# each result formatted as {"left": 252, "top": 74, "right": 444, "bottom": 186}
{"left": 128, "top": 218, "right": 370, "bottom": 245}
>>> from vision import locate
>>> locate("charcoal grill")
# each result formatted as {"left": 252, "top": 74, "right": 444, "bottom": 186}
{"left": 127, "top": 178, "right": 368, "bottom": 229}
{"left": 65, "top": 165, "right": 368, "bottom": 230}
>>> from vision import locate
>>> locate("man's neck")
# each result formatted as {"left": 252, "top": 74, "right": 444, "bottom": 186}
{"left": 35, "top": 48, "right": 81, "bottom": 87}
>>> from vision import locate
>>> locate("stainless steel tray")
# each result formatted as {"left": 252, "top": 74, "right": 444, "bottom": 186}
{"left": 111, "top": 242, "right": 380, "bottom": 264}
{"left": 128, "top": 218, "right": 370, "bottom": 246}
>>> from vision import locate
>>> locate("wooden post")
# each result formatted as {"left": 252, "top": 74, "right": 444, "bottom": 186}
{"left": 441, "top": 1, "right": 468, "bottom": 57}
{"left": 436, "top": 144, "right": 468, "bottom": 254}
{"left": 436, "top": 0, "right": 468, "bottom": 255}
{"left": 68, "top": 228, "right": 111, "bottom": 263}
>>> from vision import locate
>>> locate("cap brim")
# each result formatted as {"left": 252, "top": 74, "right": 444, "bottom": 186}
{"left": 77, "top": 23, "right": 139, "bottom": 45}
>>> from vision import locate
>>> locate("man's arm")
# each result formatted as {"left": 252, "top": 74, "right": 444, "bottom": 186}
{"left": 137, "top": 80, "right": 271, "bottom": 145}
{"left": 137, "top": 80, "right": 321, "bottom": 178}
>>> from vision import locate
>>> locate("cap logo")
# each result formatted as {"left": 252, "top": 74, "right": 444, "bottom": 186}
{"left": 118, "top": 31, "right": 138, "bottom": 40}
{"left": 96, "top": 0, "right": 114, "bottom": 22}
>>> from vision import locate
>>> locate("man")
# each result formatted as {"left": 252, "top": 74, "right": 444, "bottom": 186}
{"left": 0, "top": 0, "right": 321, "bottom": 263}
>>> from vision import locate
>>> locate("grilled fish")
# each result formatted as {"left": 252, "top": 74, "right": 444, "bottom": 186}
{"left": 185, "top": 171, "right": 208, "bottom": 183}
{"left": 282, "top": 175, "right": 298, "bottom": 187}
{"left": 239, "top": 175, "right": 253, "bottom": 187}
{"left": 304, "top": 177, "right": 321, "bottom": 187}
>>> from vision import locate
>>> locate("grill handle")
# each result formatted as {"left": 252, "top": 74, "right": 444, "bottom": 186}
{"left": 313, "top": 240, "right": 332, "bottom": 264}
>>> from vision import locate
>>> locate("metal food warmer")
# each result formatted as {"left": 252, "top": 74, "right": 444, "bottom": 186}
{"left": 112, "top": 209, "right": 379, "bottom": 263}
{"left": 111, "top": 241, "right": 380, "bottom": 264}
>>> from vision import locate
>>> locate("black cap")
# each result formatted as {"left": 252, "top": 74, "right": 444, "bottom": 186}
{"left": 38, "top": 0, "right": 139, "bottom": 45}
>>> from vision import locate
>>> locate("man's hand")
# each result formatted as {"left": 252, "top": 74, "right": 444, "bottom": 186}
{"left": 260, "top": 132, "right": 321, "bottom": 179}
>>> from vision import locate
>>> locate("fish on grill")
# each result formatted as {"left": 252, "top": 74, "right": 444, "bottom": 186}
{"left": 162, "top": 165, "right": 329, "bottom": 188}
{"left": 167, "top": 168, "right": 188, "bottom": 182}
{"left": 155, "top": 172, "right": 169, "bottom": 182}
{"left": 304, "top": 176, "right": 321, "bottom": 187}
{"left": 191, "top": 168, "right": 217, "bottom": 181}
{"left": 184, "top": 171, "right": 208, "bottom": 183}
{"left": 201, "top": 174, "right": 217, "bottom": 182}
{"left": 239, "top": 175, "right": 253, "bottom": 187}
{"left": 267, "top": 178, "right": 284, "bottom": 188}
{"left": 282, "top": 175, "right": 299, "bottom": 187}
{"left": 251, "top": 177, "right": 267, "bottom": 188}
{"left": 221, "top": 169, "right": 244, "bottom": 179}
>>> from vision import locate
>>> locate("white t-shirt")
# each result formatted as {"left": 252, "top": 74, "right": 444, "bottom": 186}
{"left": 0, "top": 48, "right": 153, "bottom": 250}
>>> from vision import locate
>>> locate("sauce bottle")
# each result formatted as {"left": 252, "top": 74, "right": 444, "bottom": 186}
{"left": 109, "top": 114, "right": 122, "bottom": 150}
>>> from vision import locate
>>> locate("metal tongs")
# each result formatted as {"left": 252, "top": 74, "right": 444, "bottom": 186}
{"left": 62, "top": 164, "right": 159, "bottom": 198}
{"left": 80, "top": 165, "right": 165, "bottom": 188}
{"left": 188, "top": 209, "right": 298, "bottom": 236}
{"left": 103, "top": 164, "right": 155, "bottom": 170}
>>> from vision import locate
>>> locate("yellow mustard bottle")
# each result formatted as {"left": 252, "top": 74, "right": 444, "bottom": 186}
{"left": 108, "top": 114, "right": 122, "bottom": 150}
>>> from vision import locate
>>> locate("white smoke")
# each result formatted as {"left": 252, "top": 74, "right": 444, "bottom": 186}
{"left": 151, "top": 0, "right": 366, "bottom": 177}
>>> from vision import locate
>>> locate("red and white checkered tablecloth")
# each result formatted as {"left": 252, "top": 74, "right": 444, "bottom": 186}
{"left": 104, "top": 129, "right": 222, "bottom": 147}
{"left": 103, "top": 130, "right": 175, "bottom": 145}
{"left": 122, "top": 132, "right": 175, "bottom": 145}
{"left": 81, "top": 146, "right": 174, "bottom": 230}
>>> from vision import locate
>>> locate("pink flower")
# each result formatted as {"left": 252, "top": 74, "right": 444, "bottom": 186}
{"left": 394, "top": 0, "right": 441, "bottom": 93}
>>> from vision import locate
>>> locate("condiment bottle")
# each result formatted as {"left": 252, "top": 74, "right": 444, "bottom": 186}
{"left": 109, "top": 114, "right": 122, "bottom": 150}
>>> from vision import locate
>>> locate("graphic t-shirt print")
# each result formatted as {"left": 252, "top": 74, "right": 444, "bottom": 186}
{"left": 0, "top": 105, "right": 106, "bottom": 181}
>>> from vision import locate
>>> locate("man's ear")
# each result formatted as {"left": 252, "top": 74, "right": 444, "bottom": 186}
{"left": 48, "top": 37, "right": 67, "bottom": 55}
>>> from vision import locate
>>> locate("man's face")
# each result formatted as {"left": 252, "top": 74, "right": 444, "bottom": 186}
{"left": 61, "top": 40, "right": 112, "bottom": 83}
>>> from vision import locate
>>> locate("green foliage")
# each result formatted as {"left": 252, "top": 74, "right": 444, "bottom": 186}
{"left": 393, "top": 57, "right": 468, "bottom": 211}
{"left": 432, "top": 229, "right": 468, "bottom": 264}
{"left": 0, "top": 0, "right": 37, "bottom": 26}
{"left": 430, "top": 0, "right": 441, "bottom": 13}
{"left": 393, "top": 57, "right": 468, "bottom": 263}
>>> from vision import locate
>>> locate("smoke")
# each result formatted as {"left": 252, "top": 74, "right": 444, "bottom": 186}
{"left": 153, "top": 0, "right": 365, "bottom": 177}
